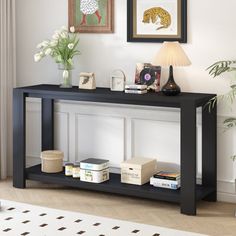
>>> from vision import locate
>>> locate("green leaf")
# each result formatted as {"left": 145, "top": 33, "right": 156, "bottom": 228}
{"left": 231, "top": 155, "right": 236, "bottom": 161}
{"left": 223, "top": 118, "right": 236, "bottom": 129}
{"left": 206, "top": 60, "right": 236, "bottom": 78}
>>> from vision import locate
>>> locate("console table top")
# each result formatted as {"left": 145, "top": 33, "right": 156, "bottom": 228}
{"left": 15, "top": 84, "right": 216, "bottom": 108}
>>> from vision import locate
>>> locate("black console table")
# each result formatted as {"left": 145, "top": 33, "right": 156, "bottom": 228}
{"left": 13, "top": 84, "right": 217, "bottom": 215}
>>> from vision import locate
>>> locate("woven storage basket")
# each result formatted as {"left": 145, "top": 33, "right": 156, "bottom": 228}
{"left": 41, "top": 150, "right": 63, "bottom": 173}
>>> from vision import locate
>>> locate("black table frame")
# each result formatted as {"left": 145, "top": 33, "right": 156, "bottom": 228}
{"left": 13, "top": 84, "right": 217, "bottom": 215}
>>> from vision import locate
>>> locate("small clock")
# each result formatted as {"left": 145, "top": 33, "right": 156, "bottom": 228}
{"left": 110, "top": 70, "right": 126, "bottom": 92}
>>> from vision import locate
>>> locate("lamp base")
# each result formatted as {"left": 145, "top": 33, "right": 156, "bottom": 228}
{"left": 161, "top": 66, "right": 181, "bottom": 96}
{"left": 161, "top": 82, "right": 181, "bottom": 96}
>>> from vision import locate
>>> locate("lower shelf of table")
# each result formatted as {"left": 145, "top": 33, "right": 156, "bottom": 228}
{"left": 26, "top": 165, "right": 215, "bottom": 204}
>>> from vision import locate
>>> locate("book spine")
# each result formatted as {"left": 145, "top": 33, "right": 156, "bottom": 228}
{"left": 125, "top": 85, "right": 147, "bottom": 90}
{"left": 125, "top": 88, "right": 146, "bottom": 90}
{"left": 153, "top": 175, "right": 180, "bottom": 181}
{"left": 152, "top": 182, "right": 180, "bottom": 190}
{"left": 125, "top": 90, "right": 147, "bottom": 94}
{"left": 150, "top": 177, "right": 180, "bottom": 186}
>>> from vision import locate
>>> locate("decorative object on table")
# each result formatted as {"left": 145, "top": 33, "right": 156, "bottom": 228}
{"left": 79, "top": 72, "right": 96, "bottom": 90}
{"left": 150, "top": 171, "right": 181, "bottom": 190}
{"left": 127, "top": 0, "right": 187, "bottom": 43}
{"left": 34, "top": 26, "right": 80, "bottom": 88}
{"left": 72, "top": 165, "right": 80, "bottom": 178}
{"left": 69, "top": 0, "right": 114, "bottom": 33}
{"left": 80, "top": 158, "right": 109, "bottom": 183}
{"left": 135, "top": 63, "right": 161, "bottom": 92}
{"left": 65, "top": 163, "right": 74, "bottom": 176}
{"left": 153, "top": 41, "right": 191, "bottom": 96}
{"left": 110, "top": 70, "right": 126, "bottom": 91}
{"left": 125, "top": 84, "right": 148, "bottom": 94}
{"left": 40, "top": 150, "right": 63, "bottom": 173}
{"left": 121, "top": 157, "right": 157, "bottom": 185}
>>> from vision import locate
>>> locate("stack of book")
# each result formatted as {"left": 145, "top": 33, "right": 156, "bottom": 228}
{"left": 150, "top": 171, "right": 181, "bottom": 190}
{"left": 125, "top": 84, "right": 147, "bottom": 94}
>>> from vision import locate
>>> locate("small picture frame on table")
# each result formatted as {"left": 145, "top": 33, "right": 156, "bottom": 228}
{"left": 79, "top": 72, "right": 96, "bottom": 90}
{"left": 110, "top": 70, "right": 126, "bottom": 91}
{"left": 135, "top": 63, "right": 161, "bottom": 92}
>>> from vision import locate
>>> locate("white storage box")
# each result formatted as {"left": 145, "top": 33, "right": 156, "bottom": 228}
{"left": 80, "top": 168, "right": 109, "bottom": 183}
{"left": 41, "top": 150, "right": 63, "bottom": 173}
{"left": 80, "top": 158, "right": 109, "bottom": 171}
{"left": 121, "top": 157, "right": 157, "bottom": 185}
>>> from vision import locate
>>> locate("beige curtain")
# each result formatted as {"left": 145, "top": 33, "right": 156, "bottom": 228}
{"left": 0, "top": 0, "right": 16, "bottom": 179}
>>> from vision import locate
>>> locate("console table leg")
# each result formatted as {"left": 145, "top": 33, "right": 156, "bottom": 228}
{"left": 180, "top": 102, "right": 197, "bottom": 215}
{"left": 42, "top": 99, "right": 54, "bottom": 151}
{"left": 13, "top": 90, "right": 26, "bottom": 188}
{"left": 202, "top": 104, "right": 217, "bottom": 201}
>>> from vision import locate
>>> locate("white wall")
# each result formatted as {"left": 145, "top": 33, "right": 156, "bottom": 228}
{"left": 16, "top": 0, "right": 236, "bottom": 202}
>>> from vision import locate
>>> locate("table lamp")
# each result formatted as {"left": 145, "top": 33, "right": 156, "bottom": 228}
{"left": 152, "top": 41, "right": 191, "bottom": 96}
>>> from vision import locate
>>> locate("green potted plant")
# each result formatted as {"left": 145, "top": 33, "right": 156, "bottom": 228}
{"left": 207, "top": 60, "right": 236, "bottom": 161}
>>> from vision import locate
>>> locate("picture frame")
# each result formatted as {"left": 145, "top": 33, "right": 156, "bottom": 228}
{"left": 127, "top": 0, "right": 187, "bottom": 43}
{"left": 135, "top": 63, "right": 161, "bottom": 92}
{"left": 110, "top": 70, "right": 126, "bottom": 91}
{"left": 79, "top": 72, "right": 96, "bottom": 90}
{"left": 68, "top": 0, "right": 114, "bottom": 33}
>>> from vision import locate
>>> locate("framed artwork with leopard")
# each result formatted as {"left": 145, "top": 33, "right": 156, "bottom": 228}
{"left": 127, "top": 0, "right": 187, "bottom": 43}
{"left": 69, "top": 0, "right": 114, "bottom": 33}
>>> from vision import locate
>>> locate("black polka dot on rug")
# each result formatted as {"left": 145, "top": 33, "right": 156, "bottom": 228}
{"left": 112, "top": 226, "right": 120, "bottom": 230}
{"left": 39, "top": 223, "right": 48, "bottom": 227}
{"left": 21, "top": 232, "right": 30, "bottom": 235}
{"left": 93, "top": 222, "right": 101, "bottom": 226}
{"left": 22, "top": 210, "right": 30, "bottom": 213}
{"left": 39, "top": 213, "right": 47, "bottom": 216}
{"left": 77, "top": 231, "right": 86, "bottom": 234}
{"left": 75, "top": 219, "right": 82, "bottom": 223}
{"left": 7, "top": 207, "right": 15, "bottom": 211}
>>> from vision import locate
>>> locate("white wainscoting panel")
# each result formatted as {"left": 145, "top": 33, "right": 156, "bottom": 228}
{"left": 54, "top": 112, "right": 69, "bottom": 162}
{"left": 75, "top": 114, "right": 125, "bottom": 168}
{"left": 132, "top": 118, "right": 181, "bottom": 169}
{"left": 26, "top": 109, "right": 41, "bottom": 159}
{"left": 217, "top": 125, "right": 236, "bottom": 181}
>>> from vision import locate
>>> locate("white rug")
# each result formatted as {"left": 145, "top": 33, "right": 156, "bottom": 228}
{"left": 0, "top": 200, "right": 207, "bottom": 236}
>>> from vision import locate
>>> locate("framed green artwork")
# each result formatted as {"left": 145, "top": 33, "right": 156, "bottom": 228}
{"left": 69, "top": 0, "right": 114, "bottom": 33}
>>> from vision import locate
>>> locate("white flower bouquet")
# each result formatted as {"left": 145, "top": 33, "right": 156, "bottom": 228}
{"left": 34, "top": 26, "right": 80, "bottom": 87}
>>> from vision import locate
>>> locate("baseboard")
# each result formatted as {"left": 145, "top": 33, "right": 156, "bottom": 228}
{"left": 217, "top": 192, "right": 236, "bottom": 203}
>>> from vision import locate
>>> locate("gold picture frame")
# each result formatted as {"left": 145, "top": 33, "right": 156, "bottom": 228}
{"left": 69, "top": 0, "right": 114, "bottom": 33}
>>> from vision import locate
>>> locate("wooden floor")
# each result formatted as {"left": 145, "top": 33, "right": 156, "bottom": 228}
{"left": 0, "top": 179, "right": 235, "bottom": 236}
